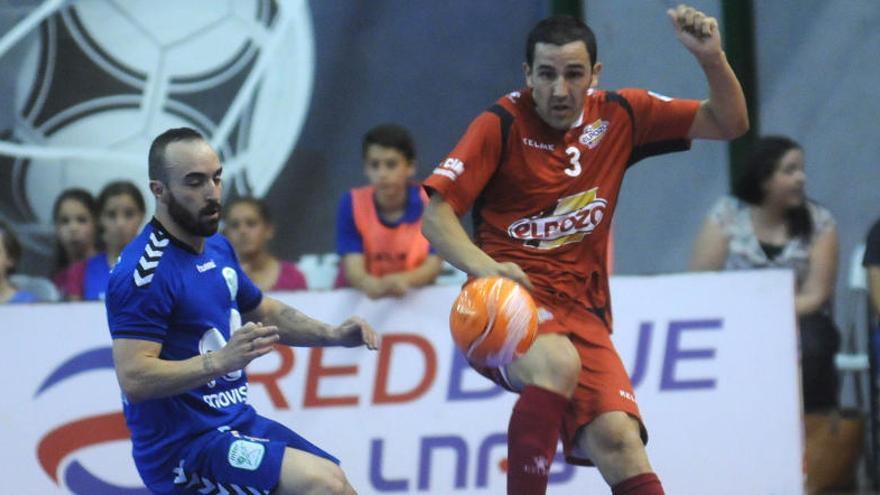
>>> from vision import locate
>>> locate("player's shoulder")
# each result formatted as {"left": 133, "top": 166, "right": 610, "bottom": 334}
{"left": 109, "top": 220, "right": 176, "bottom": 292}
{"left": 206, "top": 231, "right": 236, "bottom": 257}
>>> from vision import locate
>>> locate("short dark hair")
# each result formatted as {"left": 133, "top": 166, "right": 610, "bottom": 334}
{"left": 148, "top": 127, "right": 205, "bottom": 182}
{"left": 733, "top": 135, "right": 813, "bottom": 239}
{"left": 224, "top": 196, "right": 273, "bottom": 224}
{"left": 51, "top": 188, "right": 98, "bottom": 272}
{"left": 52, "top": 188, "right": 97, "bottom": 224}
{"left": 526, "top": 15, "right": 597, "bottom": 67}
{"left": 0, "top": 220, "right": 23, "bottom": 274}
{"left": 97, "top": 180, "right": 146, "bottom": 216}
{"left": 362, "top": 123, "right": 416, "bottom": 162}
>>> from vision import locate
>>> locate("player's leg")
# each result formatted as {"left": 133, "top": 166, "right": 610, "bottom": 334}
{"left": 567, "top": 328, "right": 664, "bottom": 495}
{"left": 503, "top": 332, "right": 580, "bottom": 495}
{"left": 274, "top": 447, "right": 356, "bottom": 495}
{"left": 576, "top": 412, "right": 662, "bottom": 494}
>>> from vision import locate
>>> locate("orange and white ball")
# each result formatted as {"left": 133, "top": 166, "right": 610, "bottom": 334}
{"left": 449, "top": 276, "right": 538, "bottom": 368}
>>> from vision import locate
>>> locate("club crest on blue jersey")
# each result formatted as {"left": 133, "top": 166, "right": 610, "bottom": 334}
{"left": 222, "top": 267, "right": 238, "bottom": 300}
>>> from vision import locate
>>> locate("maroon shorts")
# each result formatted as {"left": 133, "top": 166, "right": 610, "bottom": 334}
{"left": 471, "top": 291, "right": 647, "bottom": 465}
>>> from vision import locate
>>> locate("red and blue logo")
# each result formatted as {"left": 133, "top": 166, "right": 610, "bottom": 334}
{"left": 35, "top": 347, "right": 148, "bottom": 494}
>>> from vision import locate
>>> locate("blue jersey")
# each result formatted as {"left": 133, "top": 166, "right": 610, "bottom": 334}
{"left": 83, "top": 252, "right": 111, "bottom": 300}
{"left": 105, "top": 219, "right": 263, "bottom": 486}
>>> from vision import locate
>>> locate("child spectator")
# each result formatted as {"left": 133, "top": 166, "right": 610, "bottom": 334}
{"left": 51, "top": 188, "right": 98, "bottom": 299}
{"left": 0, "top": 220, "right": 38, "bottom": 303}
{"left": 335, "top": 123, "right": 441, "bottom": 298}
{"left": 223, "top": 197, "right": 307, "bottom": 291}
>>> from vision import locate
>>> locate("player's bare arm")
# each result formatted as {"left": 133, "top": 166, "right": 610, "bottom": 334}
{"left": 111, "top": 321, "right": 279, "bottom": 404}
{"left": 422, "top": 193, "right": 534, "bottom": 290}
{"left": 667, "top": 4, "right": 749, "bottom": 140}
{"left": 249, "top": 295, "right": 380, "bottom": 350}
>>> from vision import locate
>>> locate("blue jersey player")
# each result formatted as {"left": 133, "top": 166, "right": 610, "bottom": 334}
{"left": 107, "top": 128, "right": 379, "bottom": 495}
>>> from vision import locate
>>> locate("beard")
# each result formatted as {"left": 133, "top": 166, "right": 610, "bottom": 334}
{"left": 167, "top": 190, "right": 220, "bottom": 237}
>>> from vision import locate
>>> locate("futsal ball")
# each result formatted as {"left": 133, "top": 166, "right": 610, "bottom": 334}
{"left": 449, "top": 276, "right": 538, "bottom": 368}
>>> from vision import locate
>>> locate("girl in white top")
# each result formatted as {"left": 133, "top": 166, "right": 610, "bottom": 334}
{"left": 690, "top": 135, "right": 838, "bottom": 316}
{"left": 690, "top": 135, "right": 839, "bottom": 411}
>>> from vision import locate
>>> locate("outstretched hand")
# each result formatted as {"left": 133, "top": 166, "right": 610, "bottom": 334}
{"left": 667, "top": 4, "right": 722, "bottom": 61}
{"left": 216, "top": 321, "right": 280, "bottom": 373}
{"left": 334, "top": 316, "right": 380, "bottom": 350}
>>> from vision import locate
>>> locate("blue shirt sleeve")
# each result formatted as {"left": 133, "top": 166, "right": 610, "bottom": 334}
{"left": 106, "top": 265, "right": 174, "bottom": 343}
{"left": 336, "top": 191, "right": 364, "bottom": 255}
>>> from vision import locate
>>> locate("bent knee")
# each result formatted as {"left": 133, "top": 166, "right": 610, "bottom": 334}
{"left": 588, "top": 415, "right": 644, "bottom": 457}
{"left": 510, "top": 335, "right": 580, "bottom": 394}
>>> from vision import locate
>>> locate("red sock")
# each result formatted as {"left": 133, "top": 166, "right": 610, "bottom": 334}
{"left": 506, "top": 385, "right": 568, "bottom": 495}
{"left": 612, "top": 473, "right": 665, "bottom": 495}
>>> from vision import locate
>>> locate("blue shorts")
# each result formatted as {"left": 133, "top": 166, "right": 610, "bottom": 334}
{"left": 160, "top": 414, "right": 338, "bottom": 494}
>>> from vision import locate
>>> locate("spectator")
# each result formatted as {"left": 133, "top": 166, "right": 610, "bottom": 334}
{"left": 72, "top": 181, "right": 146, "bottom": 301}
{"left": 51, "top": 188, "right": 98, "bottom": 299}
{"left": 864, "top": 219, "right": 880, "bottom": 319}
{"left": 690, "top": 135, "right": 839, "bottom": 412}
{"left": 223, "top": 197, "right": 307, "bottom": 291}
{"left": 336, "top": 123, "right": 441, "bottom": 298}
{"left": 0, "top": 220, "right": 38, "bottom": 304}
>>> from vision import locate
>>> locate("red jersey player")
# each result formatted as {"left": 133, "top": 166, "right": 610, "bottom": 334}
{"left": 422, "top": 5, "right": 748, "bottom": 495}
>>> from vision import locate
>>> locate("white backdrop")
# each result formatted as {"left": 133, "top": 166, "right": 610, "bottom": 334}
{"left": 0, "top": 270, "right": 803, "bottom": 494}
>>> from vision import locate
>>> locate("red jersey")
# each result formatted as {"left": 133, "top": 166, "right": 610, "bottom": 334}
{"left": 424, "top": 87, "right": 699, "bottom": 324}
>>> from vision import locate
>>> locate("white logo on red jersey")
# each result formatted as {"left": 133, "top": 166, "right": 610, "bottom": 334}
{"left": 432, "top": 157, "right": 465, "bottom": 181}
{"left": 579, "top": 119, "right": 610, "bottom": 149}
{"left": 507, "top": 188, "right": 607, "bottom": 250}
{"left": 522, "top": 138, "right": 555, "bottom": 151}
{"left": 506, "top": 91, "right": 521, "bottom": 102}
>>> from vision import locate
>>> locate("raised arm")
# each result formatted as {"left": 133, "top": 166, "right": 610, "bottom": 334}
{"left": 422, "top": 192, "right": 533, "bottom": 290}
{"left": 667, "top": 4, "right": 749, "bottom": 140}
{"left": 248, "top": 295, "right": 380, "bottom": 350}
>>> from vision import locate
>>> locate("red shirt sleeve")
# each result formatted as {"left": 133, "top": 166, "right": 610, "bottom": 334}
{"left": 618, "top": 88, "right": 701, "bottom": 146}
{"left": 422, "top": 111, "right": 503, "bottom": 217}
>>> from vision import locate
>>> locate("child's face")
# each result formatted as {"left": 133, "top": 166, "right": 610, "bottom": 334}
{"left": 223, "top": 202, "right": 273, "bottom": 258}
{"left": 100, "top": 193, "right": 144, "bottom": 252}
{"left": 363, "top": 144, "right": 415, "bottom": 197}
{"left": 55, "top": 199, "right": 96, "bottom": 256}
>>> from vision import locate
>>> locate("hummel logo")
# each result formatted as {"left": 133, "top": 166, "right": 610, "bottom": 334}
{"left": 197, "top": 260, "right": 217, "bottom": 273}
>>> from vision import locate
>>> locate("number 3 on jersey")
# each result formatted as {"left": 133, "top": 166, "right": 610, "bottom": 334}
{"left": 564, "top": 146, "right": 582, "bottom": 177}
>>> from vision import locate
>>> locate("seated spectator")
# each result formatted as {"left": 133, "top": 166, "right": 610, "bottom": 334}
{"left": 0, "top": 221, "right": 38, "bottom": 304}
{"left": 336, "top": 123, "right": 441, "bottom": 298}
{"left": 864, "top": 219, "right": 880, "bottom": 319}
{"left": 51, "top": 188, "right": 98, "bottom": 299}
{"left": 69, "top": 181, "right": 146, "bottom": 301}
{"left": 223, "top": 197, "right": 307, "bottom": 291}
{"left": 690, "top": 135, "right": 839, "bottom": 412}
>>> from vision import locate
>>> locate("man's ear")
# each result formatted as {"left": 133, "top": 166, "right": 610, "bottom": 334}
{"left": 590, "top": 62, "right": 603, "bottom": 88}
{"left": 523, "top": 62, "right": 534, "bottom": 88}
{"left": 149, "top": 180, "right": 164, "bottom": 202}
